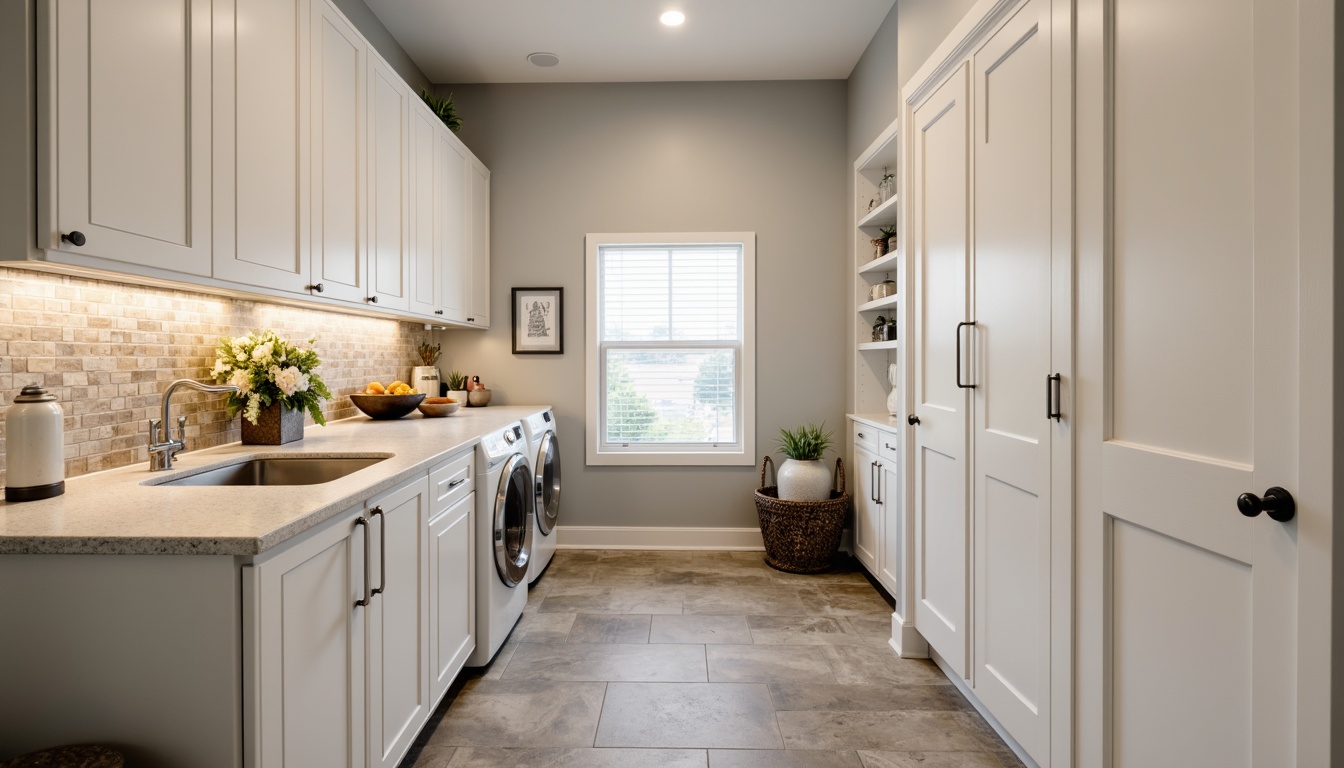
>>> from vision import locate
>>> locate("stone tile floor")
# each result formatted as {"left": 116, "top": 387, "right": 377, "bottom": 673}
{"left": 402, "top": 550, "right": 1024, "bottom": 768}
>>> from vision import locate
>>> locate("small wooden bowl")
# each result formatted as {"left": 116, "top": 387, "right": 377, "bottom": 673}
{"left": 417, "top": 397, "right": 461, "bottom": 418}
{"left": 467, "top": 389, "right": 492, "bottom": 407}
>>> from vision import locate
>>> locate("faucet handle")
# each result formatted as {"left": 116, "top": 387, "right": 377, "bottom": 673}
{"left": 175, "top": 415, "right": 187, "bottom": 444}
{"left": 149, "top": 418, "right": 163, "bottom": 444}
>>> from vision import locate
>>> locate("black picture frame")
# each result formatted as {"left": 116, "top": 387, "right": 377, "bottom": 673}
{"left": 512, "top": 287, "right": 564, "bottom": 354}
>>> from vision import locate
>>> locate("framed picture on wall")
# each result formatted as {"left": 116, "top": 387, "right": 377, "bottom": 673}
{"left": 512, "top": 287, "right": 563, "bottom": 354}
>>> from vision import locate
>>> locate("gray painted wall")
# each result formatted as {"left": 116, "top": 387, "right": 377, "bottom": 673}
{"left": 897, "top": 0, "right": 980, "bottom": 92}
{"left": 332, "top": 0, "right": 430, "bottom": 93}
{"left": 435, "top": 81, "right": 848, "bottom": 530}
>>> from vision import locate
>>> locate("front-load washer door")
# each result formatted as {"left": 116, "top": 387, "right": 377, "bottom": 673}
{"left": 494, "top": 454, "right": 534, "bottom": 587}
{"left": 535, "top": 431, "right": 561, "bottom": 535}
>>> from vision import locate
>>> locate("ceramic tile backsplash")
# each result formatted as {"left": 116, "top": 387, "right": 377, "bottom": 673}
{"left": 0, "top": 268, "right": 432, "bottom": 487}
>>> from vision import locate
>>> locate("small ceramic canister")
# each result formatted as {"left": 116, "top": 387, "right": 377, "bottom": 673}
{"left": 5, "top": 384, "right": 66, "bottom": 501}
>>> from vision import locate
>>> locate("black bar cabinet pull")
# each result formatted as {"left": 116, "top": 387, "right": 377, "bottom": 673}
{"left": 1047, "top": 373, "right": 1061, "bottom": 421}
{"left": 369, "top": 506, "right": 386, "bottom": 597}
{"left": 956, "top": 321, "right": 977, "bottom": 389}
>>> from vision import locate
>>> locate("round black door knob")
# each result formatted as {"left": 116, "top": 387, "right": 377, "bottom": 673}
{"left": 434, "top": 309, "right": 444, "bottom": 315}
{"left": 366, "top": 295, "right": 378, "bottom": 304}
{"left": 61, "top": 231, "right": 86, "bottom": 247}
{"left": 306, "top": 283, "right": 325, "bottom": 293}
{"left": 907, "top": 414, "right": 920, "bottom": 425}
{"left": 1237, "top": 486, "right": 1295, "bottom": 522}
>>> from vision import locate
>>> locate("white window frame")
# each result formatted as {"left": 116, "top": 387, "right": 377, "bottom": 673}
{"left": 585, "top": 232, "right": 756, "bottom": 466}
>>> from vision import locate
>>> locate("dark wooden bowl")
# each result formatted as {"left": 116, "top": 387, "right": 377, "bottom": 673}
{"left": 349, "top": 392, "right": 427, "bottom": 420}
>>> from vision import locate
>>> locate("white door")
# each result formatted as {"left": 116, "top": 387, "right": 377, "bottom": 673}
{"left": 366, "top": 477, "right": 430, "bottom": 768}
{"left": 44, "top": 0, "right": 212, "bottom": 274}
{"left": 212, "top": 0, "right": 312, "bottom": 293}
{"left": 366, "top": 54, "right": 410, "bottom": 311}
{"left": 430, "top": 493, "right": 475, "bottom": 702}
{"left": 408, "top": 102, "right": 438, "bottom": 317}
{"left": 879, "top": 458, "right": 902, "bottom": 613}
{"left": 968, "top": 1, "right": 1055, "bottom": 762}
{"left": 852, "top": 444, "right": 880, "bottom": 571}
{"left": 436, "top": 130, "right": 470, "bottom": 323}
{"left": 1077, "top": 0, "right": 1301, "bottom": 765}
{"left": 310, "top": 0, "right": 367, "bottom": 304}
{"left": 466, "top": 160, "right": 491, "bottom": 326}
{"left": 249, "top": 508, "right": 367, "bottom": 768}
{"left": 911, "top": 63, "right": 971, "bottom": 679}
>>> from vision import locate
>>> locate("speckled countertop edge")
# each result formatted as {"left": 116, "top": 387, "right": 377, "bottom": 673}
{"left": 0, "top": 405, "right": 548, "bottom": 556}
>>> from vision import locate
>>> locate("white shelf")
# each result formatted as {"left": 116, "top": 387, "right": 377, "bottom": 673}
{"left": 858, "top": 340, "right": 901, "bottom": 351}
{"left": 858, "top": 295, "right": 900, "bottom": 312}
{"left": 857, "top": 195, "right": 900, "bottom": 228}
{"left": 859, "top": 250, "right": 901, "bottom": 275}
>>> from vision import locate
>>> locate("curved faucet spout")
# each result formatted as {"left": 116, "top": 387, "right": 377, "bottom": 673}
{"left": 160, "top": 379, "right": 240, "bottom": 437}
{"left": 149, "top": 379, "right": 241, "bottom": 471}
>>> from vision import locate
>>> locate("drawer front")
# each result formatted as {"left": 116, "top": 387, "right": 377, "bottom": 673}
{"left": 429, "top": 451, "right": 473, "bottom": 519}
{"left": 879, "top": 431, "right": 900, "bottom": 464}
{"left": 853, "top": 422, "right": 879, "bottom": 453}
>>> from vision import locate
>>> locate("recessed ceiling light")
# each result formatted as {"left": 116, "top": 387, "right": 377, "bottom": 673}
{"left": 527, "top": 52, "right": 560, "bottom": 68}
{"left": 660, "top": 10, "right": 685, "bottom": 26}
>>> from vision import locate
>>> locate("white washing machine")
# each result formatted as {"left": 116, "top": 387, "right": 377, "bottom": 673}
{"left": 465, "top": 421, "right": 533, "bottom": 667}
{"left": 521, "top": 408, "right": 560, "bottom": 585}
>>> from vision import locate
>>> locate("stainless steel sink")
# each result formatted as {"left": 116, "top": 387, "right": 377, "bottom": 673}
{"left": 154, "top": 455, "right": 388, "bottom": 487}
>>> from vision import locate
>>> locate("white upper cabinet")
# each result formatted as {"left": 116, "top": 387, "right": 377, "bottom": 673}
{"left": 365, "top": 53, "right": 410, "bottom": 311}
{"left": 408, "top": 101, "right": 439, "bottom": 317}
{"left": 435, "top": 128, "right": 470, "bottom": 323}
{"left": 41, "top": 0, "right": 213, "bottom": 275}
{"left": 212, "top": 0, "right": 312, "bottom": 293}
{"left": 309, "top": 0, "right": 368, "bottom": 304}
{"left": 465, "top": 160, "right": 490, "bottom": 327}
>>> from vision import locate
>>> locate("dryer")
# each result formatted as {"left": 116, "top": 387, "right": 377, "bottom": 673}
{"left": 466, "top": 421, "right": 533, "bottom": 667}
{"left": 521, "top": 408, "right": 560, "bottom": 585}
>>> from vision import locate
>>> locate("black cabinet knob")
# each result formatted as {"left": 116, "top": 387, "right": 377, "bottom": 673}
{"left": 306, "top": 283, "right": 325, "bottom": 293}
{"left": 1237, "top": 486, "right": 1295, "bottom": 522}
{"left": 366, "top": 295, "right": 378, "bottom": 304}
{"left": 434, "top": 309, "right": 444, "bottom": 315}
{"left": 907, "top": 414, "right": 920, "bottom": 425}
{"left": 61, "top": 231, "right": 86, "bottom": 247}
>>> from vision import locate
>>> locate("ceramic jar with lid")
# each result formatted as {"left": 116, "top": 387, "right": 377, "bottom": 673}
{"left": 5, "top": 384, "right": 65, "bottom": 501}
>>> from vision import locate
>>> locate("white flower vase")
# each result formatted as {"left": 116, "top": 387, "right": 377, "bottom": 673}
{"left": 777, "top": 458, "right": 833, "bottom": 502}
{"left": 887, "top": 363, "right": 900, "bottom": 416}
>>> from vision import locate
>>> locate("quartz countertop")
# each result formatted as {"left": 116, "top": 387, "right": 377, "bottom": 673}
{"left": 0, "top": 405, "right": 548, "bottom": 556}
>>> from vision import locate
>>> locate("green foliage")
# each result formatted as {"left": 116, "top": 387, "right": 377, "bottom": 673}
{"left": 776, "top": 421, "right": 834, "bottom": 461}
{"left": 693, "top": 351, "right": 734, "bottom": 412}
{"left": 878, "top": 224, "right": 898, "bottom": 239}
{"left": 605, "top": 359, "right": 658, "bottom": 442}
{"left": 421, "top": 89, "right": 462, "bottom": 133}
{"left": 445, "top": 369, "right": 467, "bottom": 390}
{"left": 212, "top": 329, "right": 332, "bottom": 426}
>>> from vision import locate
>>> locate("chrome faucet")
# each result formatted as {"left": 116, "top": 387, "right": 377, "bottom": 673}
{"left": 148, "top": 379, "right": 240, "bottom": 471}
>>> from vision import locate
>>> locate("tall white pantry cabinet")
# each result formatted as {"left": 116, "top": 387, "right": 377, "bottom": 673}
{"left": 873, "top": 0, "right": 1337, "bottom": 766}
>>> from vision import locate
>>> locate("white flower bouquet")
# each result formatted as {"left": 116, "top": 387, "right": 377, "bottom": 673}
{"left": 212, "top": 329, "right": 332, "bottom": 426}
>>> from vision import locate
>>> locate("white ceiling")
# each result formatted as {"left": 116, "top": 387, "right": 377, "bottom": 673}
{"left": 362, "top": 0, "right": 897, "bottom": 84}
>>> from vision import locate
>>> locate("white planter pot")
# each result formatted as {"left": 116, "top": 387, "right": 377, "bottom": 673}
{"left": 777, "top": 458, "right": 833, "bottom": 502}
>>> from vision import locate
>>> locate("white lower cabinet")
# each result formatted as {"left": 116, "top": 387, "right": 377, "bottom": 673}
{"left": 247, "top": 467, "right": 468, "bottom": 768}
{"left": 851, "top": 421, "right": 901, "bottom": 606}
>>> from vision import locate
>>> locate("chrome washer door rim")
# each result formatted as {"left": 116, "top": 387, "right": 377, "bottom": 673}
{"left": 493, "top": 454, "right": 534, "bottom": 587}
{"left": 535, "top": 431, "right": 560, "bottom": 535}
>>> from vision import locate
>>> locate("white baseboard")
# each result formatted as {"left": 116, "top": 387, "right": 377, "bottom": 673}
{"left": 888, "top": 609, "right": 929, "bottom": 659}
{"left": 555, "top": 526, "right": 765, "bottom": 551}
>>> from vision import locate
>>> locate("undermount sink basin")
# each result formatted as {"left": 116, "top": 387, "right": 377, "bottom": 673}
{"left": 154, "top": 455, "right": 388, "bottom": 487}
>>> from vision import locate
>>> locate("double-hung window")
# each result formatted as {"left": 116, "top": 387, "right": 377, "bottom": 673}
{"left": 585, "top": 232, "right": 756, "bottom": 466}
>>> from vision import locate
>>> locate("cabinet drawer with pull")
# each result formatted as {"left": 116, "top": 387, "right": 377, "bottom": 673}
{"left": 879, "top": 434, "right": 900, "bottom": 464}
{"left": 428, "top": 450, "right": 473, "bottom": 519}
{"left": 853, "top": 424, "right": 879, "bottom": 453}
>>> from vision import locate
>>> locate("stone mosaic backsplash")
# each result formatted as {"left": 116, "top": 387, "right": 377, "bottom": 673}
{"left": 0, "top": 267, "right": 433, "bottom": 487}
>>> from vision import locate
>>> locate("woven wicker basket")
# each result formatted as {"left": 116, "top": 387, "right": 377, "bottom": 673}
{"left": 754, "top": 456, "right": 849, "bottom": 574}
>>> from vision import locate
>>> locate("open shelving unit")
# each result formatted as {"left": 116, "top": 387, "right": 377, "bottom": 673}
{"left": 852, "top": 120, "right": 904, "bottom": 421}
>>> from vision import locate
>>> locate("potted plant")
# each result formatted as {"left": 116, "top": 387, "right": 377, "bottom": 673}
{"left": 879, "top": 224, "right": 898, "bottom": 254}
{"left": 420, "top": 89, "right": 462, "bottom": 133}
{"left": 212, "top": 329, "right": 331, "bottom": 445}
{"left": 413, "top": 340, "right": 442, "bottom": 396}
{"left": 775, "top": 421, "right": 835, "bottom": 501}
{"left": 445, "top": 369, "right": 469, "bottom": 405}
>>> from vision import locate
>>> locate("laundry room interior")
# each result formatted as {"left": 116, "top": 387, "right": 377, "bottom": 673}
{"left": 0, "top": 1, "right": 1339, "bottom": 767}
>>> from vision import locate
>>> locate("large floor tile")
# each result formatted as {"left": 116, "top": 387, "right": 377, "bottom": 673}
{"left": 708, "top": 749, "right": 863, "bottom": 768}
{"left": 683, "top": 585, "right": 810, "bottom": 615}
{"left": 706, "top": 644, "right": 838, "bottom": 684}
{"left": 747, "top": 615, "right": 881, "bottom": 647}
{"left": 858, "top": 751, "right": 1005, "bottom": 768}
{"left": 775, "top": 710, "right": 985, "bottom": 751}
{"left": 798, "top": 584, "right": 895, "bottom": 617}
{"left": 951, "top": 713, "right": 1028, "bottom": 767}
{"left": 425, "top": 680, "right": 606, "bottom": 748}
{"left": 517, "top": 613, "right": 577, "bottom": 643}
{"left": 540, "top": 585, "right": 685, "bottom": 615}
{"left": 501, "top": 642, "right": 706, "bottom": 682}
{"left": 595, "top": 682, "right": 783, "bottom": 749}
{"left": 767, "top": 683, "right": 971, "bottom": 712}
{"left": 445, "top": 747, "right": 708, "bottom": 768}
{"left": 410, "top": 746, "right": 457, "bottom": 767}
{"left": 823, "top": 645, "right": 949, "bottom": 686}
{"left": 568, "top": 613, "right": 652, "bottom": 643}
{"left": 651, "top": 614, "right": 753, "bottom": 644}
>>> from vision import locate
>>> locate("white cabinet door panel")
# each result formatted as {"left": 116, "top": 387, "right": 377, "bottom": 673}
{"left": 408, "top": 102, "right": 438, "bottom": 317}
{"left": 466, "top": 161, "right": 490, "bottom": 327}
{"left": 911, "top": 63, "right": 970, "bottom": 680}
{"left": 46, "top": 0, "right": 212, "bottom": 274}
{"left": 212, "top": 0, "right": 311, "bottom": 292}
{"left": 430, "top": 493, "right": 475, "bottom": 703}
{"left": 852, "top": 445, "right": 879, "bottom": 572}
{"left": 437, "top": 130, "right": 470, "bottom": 323}
{"left": 879, "top": 460, "right": 902, "bottom": 610}
{"left": 969, "top": 1, "right": 1054, "bottom": 761}
{"left": 366, "top": 56, "right": 410, "bottom": 311}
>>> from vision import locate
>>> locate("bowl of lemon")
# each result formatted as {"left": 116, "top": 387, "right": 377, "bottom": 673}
{"left": 349, "top": 381, "right": 426, "bottom": 420}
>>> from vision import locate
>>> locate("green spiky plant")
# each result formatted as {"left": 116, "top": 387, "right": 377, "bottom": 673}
{"left": 421, "top": 90, "right": 462, "bottom": 133}
{"left": 445, "top": 369, "right": 467, "bottom": 390}
{"left": 878, "top": 224, "right": 898, "bottom": 240}
{"left": 776, "top": 422, "right": 834, "bottom": 461}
